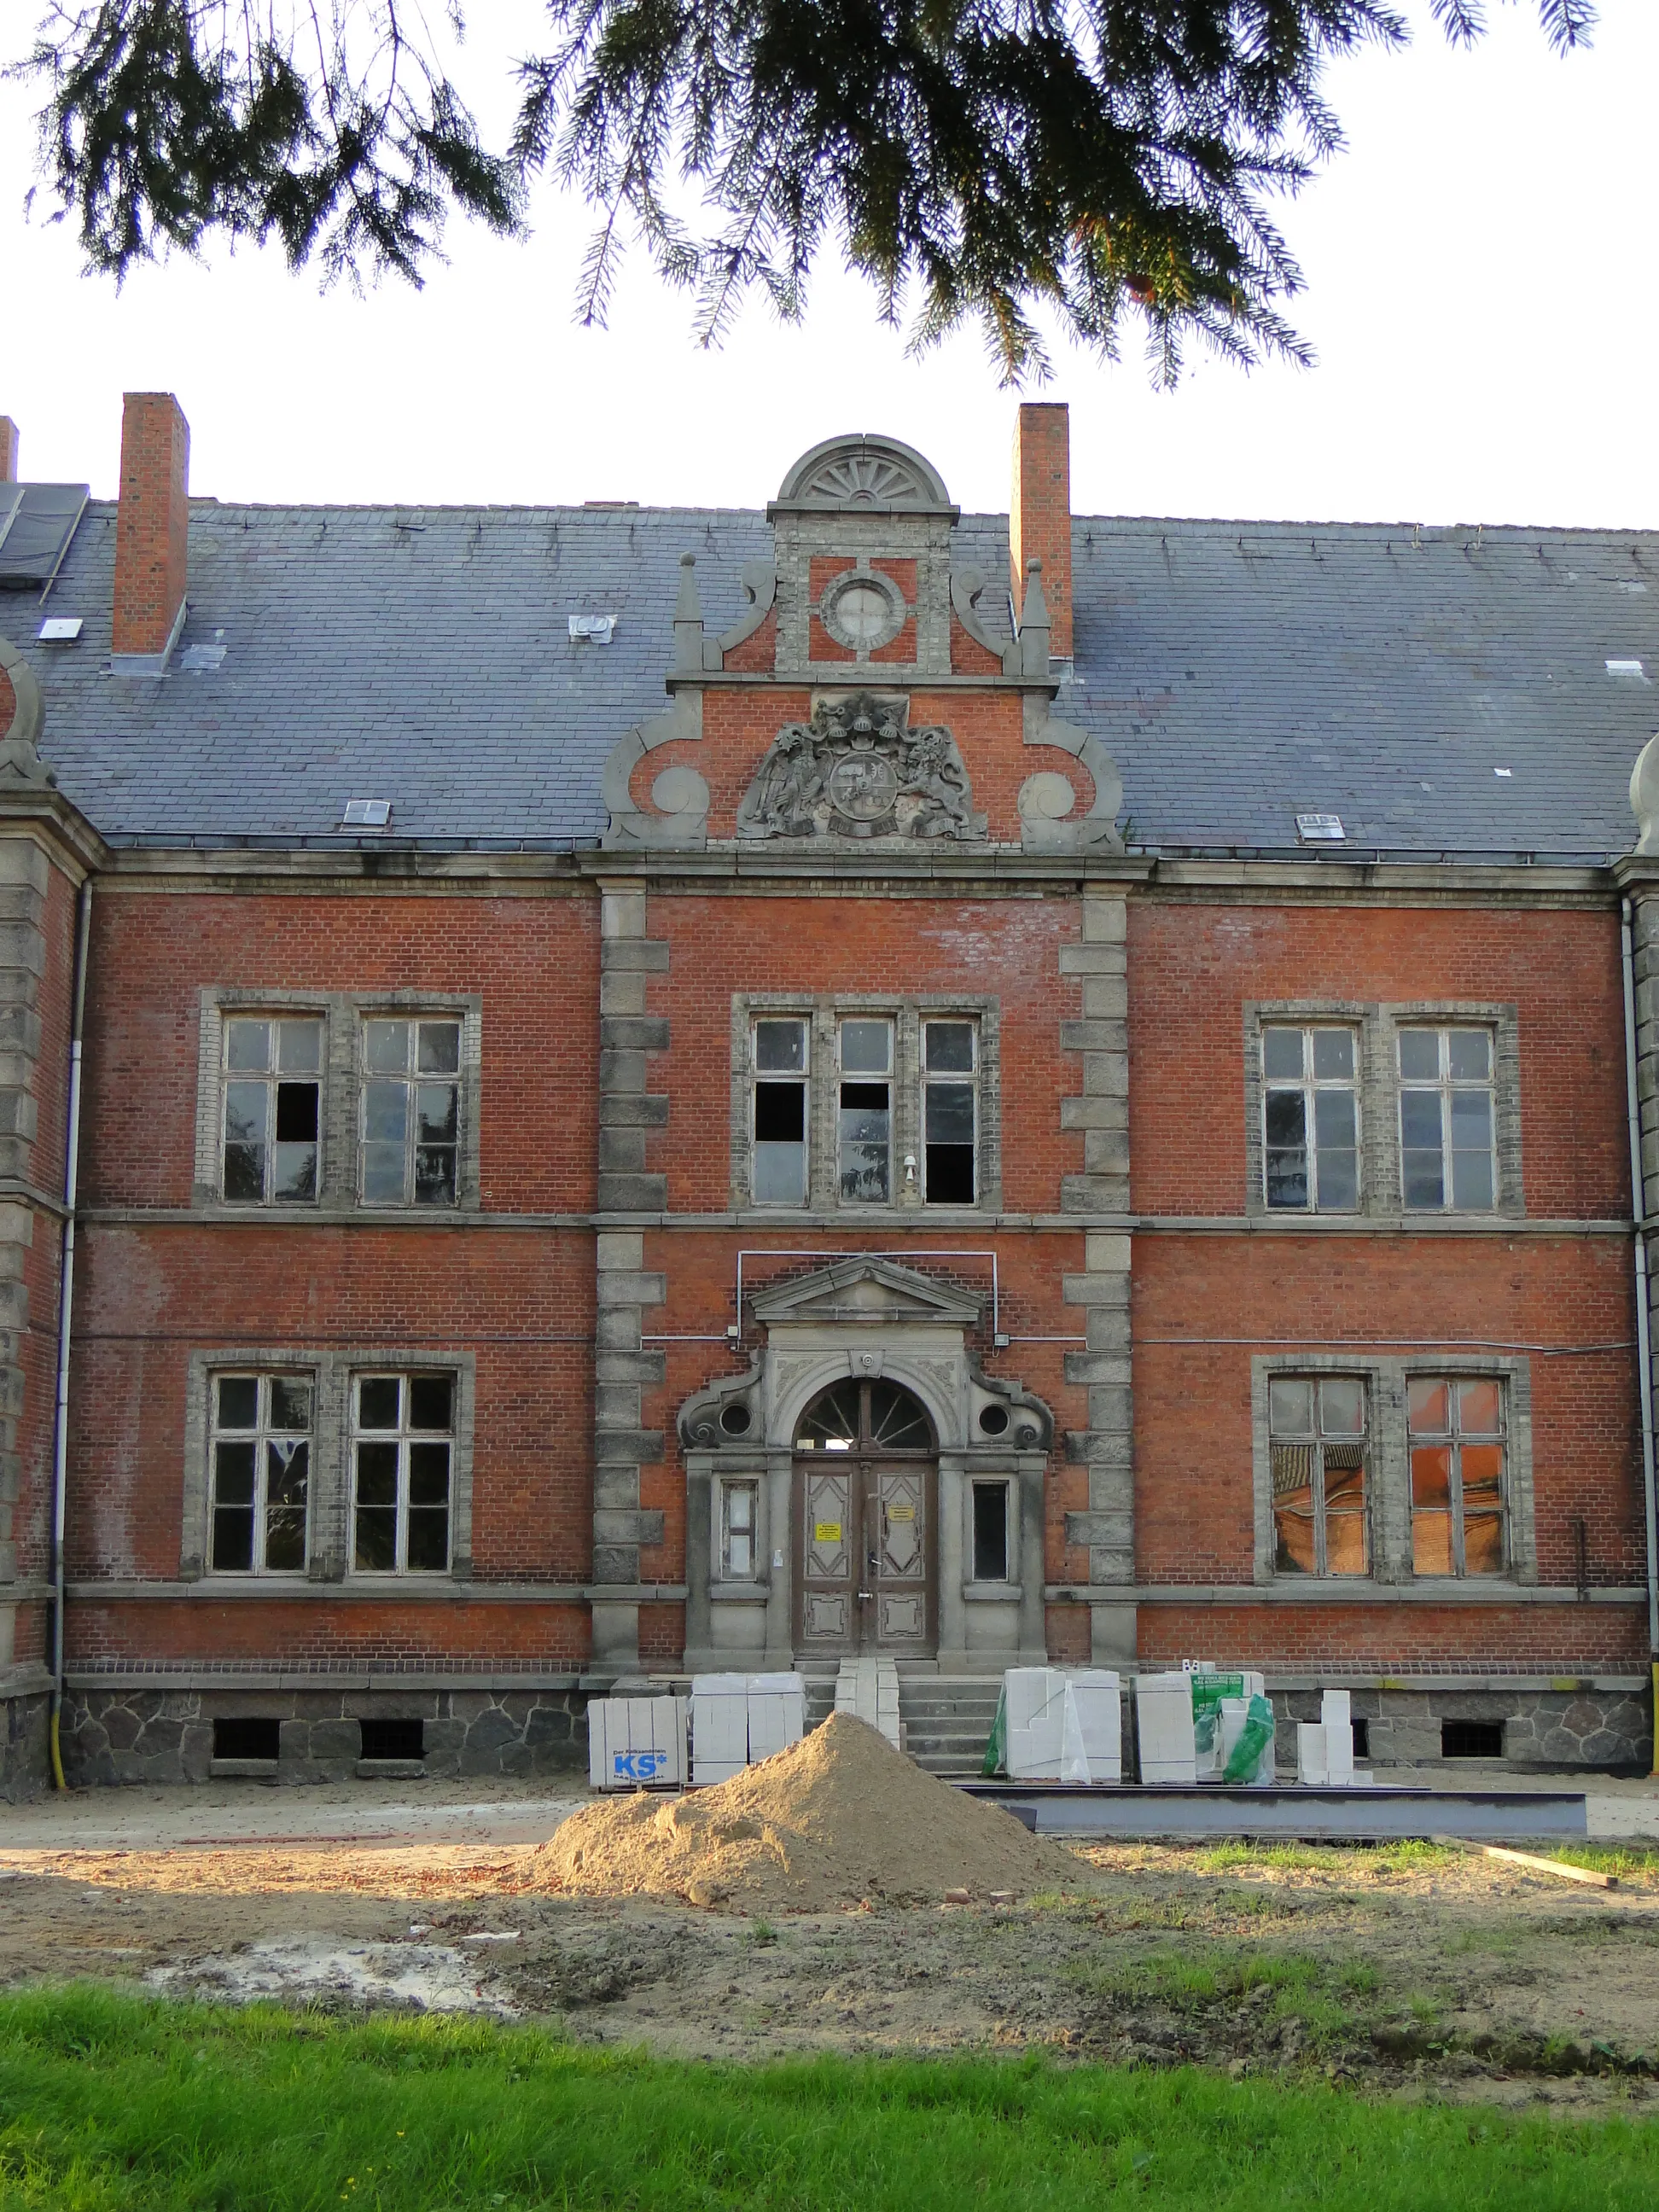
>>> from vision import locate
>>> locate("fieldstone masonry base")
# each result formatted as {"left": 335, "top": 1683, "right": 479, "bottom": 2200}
{"left": 61, "top": 1686, "right": 591, "bottom": 1786}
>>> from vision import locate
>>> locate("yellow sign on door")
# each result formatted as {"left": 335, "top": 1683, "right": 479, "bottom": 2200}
{"left": 814, "top": 1522, "right": 842, "bottom": 1543}
{"left": 887, "top": 1504, "right": 916, "bottom": 1523}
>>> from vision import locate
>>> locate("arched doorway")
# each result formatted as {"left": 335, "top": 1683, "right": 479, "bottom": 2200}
{"left": 792, "top": 1377, "right": 937, "bottom": 1656}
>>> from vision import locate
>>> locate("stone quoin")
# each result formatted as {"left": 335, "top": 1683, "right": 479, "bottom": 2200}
{"left": 0, "top": 399, "right": 1656, "bottom": 1792}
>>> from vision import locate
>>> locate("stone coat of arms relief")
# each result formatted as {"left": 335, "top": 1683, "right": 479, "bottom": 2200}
{"left": 736, "top": 691, "right": 987, "bottom": 842}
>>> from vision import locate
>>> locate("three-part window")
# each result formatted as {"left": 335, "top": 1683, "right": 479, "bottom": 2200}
{"left": 748, "top": 1010, "right": 981, "bottom": 1206}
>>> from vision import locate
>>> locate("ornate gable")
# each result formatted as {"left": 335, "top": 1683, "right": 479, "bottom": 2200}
{"left": 749, "top": 1255, "right": 982, "bottom": 1329}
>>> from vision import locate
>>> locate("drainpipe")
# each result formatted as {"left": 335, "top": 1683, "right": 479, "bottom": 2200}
{"left": 46, "top": 879, "right": 91, "bottom": 1789}
{"left": 1618, "top": 897, "right": 1659, "bottom": 1775}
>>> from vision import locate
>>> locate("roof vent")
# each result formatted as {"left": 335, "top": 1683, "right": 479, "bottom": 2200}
{"left": 37, "top": 617, "right": 82, "bottom": 643}
{"left": 341, "top": 799, "right": 392, "bottom": 829}
{"left": 569, "top": 614, "right": 616, "bottom": 644}
{"left": 1295, "top": 812, "right": 1346, "bottom": 845}
{"left": 1607, "top": 658, "right": 1647, "bottom": 678}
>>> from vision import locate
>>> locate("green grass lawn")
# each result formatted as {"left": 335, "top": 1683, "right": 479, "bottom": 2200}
{"left": 2, "top": 1986, "right": 1656, "bottom": 2210}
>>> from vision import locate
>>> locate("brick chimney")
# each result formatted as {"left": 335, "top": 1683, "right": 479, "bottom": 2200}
{"left": 1010, "top": 402, "right": 1072, "bottom": 661}
{"left": 0, "top": 419, "right": 18, "bottom": 483}
{"left": 112, "top": 393, "right": 190, "bottom": 661}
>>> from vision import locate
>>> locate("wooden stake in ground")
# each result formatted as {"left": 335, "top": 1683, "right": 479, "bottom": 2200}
{"left": 1432, "top": 1835, "right": 1617, "bottom": 1889}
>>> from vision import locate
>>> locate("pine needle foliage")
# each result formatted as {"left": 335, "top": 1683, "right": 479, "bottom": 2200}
{"left": 10, "top": 0, "right": 1596, "bottom": 377}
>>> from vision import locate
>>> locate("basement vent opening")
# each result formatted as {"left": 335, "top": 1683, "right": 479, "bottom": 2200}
{"left": 212, "top": 1715, "right": 281, "bottom": 1762}
{"left": 1441, "top": 1719, "right": 1504, "bottom": 1761}
{"left": 1295, "top": 812, "right": 1346, "bottom": 845}
{"left": 1352, "top": 1716, "right": 1370, "bottom": 1760}
{"left": 359, "top": 1717, "right": 425, "bottom": 1762}
{"left": 341, "top": 799, "right": 392, "bottom": 829}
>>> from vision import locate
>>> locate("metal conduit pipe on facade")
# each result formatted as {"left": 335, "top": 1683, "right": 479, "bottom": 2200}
{"left": 47, "top": 879, "right": 91, "bottom": 1790}
{"left": 1619, "top": 896, "right": 1659, "bottom": 1776}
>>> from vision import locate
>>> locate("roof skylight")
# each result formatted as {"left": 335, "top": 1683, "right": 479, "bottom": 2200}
{"left": 1295, "top": 812, "right": 1346, "bottom": 844}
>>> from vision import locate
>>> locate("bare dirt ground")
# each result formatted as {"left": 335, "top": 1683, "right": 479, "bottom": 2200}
{"left": 3, "top": 1809, "right": 1658, "bottom": 2109}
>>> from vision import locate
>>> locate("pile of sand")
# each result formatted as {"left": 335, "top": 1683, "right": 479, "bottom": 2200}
{"left": 531, "top": 1711, "right": 1084, "bottom": 1912}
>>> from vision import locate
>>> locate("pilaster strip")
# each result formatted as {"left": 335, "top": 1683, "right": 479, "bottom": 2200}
{"left": 1059, "top": 885, "right": 1134, "bottom": 1662}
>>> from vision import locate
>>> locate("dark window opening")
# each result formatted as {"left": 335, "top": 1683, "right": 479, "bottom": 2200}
{"left": 359, "top": 1716, "right": 425, "bottom": 1762}
{"left": 1352, "top": 1716, "right": 1370, "bottom": 1760}
{"left": 972, "top": 1481, "right": 1010, "bottom": 1582}
{"left": 926, "top": 1145, "right": 975, "bottom": 1203}
{"left": 1441, "top": 1719, "right": 1504, "bottom": 1760}
{"left": 213, "top": 1715, "right": 281, "bottom": 1761}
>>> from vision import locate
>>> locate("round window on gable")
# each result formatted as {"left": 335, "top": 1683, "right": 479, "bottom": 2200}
{"left": 978, "top": 1404, "right": 1010, "bottom": 1436}
{"left": 719, "top": 1402, "right": 753, "bottom": 1436}
{"left": 820, "top": 570, "right": 905, "bottom": 654}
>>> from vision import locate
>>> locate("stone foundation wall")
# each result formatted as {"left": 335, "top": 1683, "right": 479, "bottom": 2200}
{"left": 1, "top": 1689, "right": 48, "bottom": 1801}
{"left": 61, "top": 1685, "right": 591, "bottom": 1787}
{"left": 1274, "top": 1685, "right": 1653, "bottom": 1774}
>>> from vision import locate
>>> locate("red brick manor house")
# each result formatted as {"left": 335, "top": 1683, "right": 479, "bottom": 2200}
{"left": 0, "top": 393, "right": 1656, "bottom": 1790}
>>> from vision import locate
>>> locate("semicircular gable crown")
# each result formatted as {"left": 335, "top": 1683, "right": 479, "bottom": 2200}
{"left": 771, "top": 434, "right": 954, "bottom": 516}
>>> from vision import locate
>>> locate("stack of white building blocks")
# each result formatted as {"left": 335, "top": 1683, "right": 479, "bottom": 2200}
{"left": 835, "top": 1656, "right": 901, "bottom": 1749}
{"left": 1295, "top": 1689, "right": 1372, "bottom": 1785}
{"left": 1133, "top": 1666, "right": 1275, "bottom": 1785}
{"left": 998, "top": 1668, "right": 1122, "bottom": 1782}
{"left": 689, "top": 1671, "right": 807, "bottom": 1785}
{"left": 587, "top": 1695, "right": 689, "bottom": 1790}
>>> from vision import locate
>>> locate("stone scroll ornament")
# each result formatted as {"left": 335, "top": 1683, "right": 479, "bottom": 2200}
{"left": 0, "top": 637, "right": 54, "bottom": 789}
{"left": 736, "top": 691, "right": 987, "bottom": 842}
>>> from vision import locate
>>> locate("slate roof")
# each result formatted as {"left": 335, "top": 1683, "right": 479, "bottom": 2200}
{"left": 3, "top": 495, "right": 1656, "bottom": 860}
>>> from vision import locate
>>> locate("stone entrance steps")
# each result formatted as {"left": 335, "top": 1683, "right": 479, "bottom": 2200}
{"left": 795, "top": 1662, "right": 1003, "bottom": 1774}
{"left": 896, "top": 1675, "right": 1004, "bottom": 1776}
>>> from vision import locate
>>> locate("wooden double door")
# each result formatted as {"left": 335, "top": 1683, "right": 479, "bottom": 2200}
{"left": 792, "top": 1378, "right": 937, "bottom": 1656}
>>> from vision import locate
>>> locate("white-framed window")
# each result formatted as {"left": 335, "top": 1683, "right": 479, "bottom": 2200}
{"left": 970, "top": 1478, "right": 1010, "bottom": 1581}
{"left": 752, "top": 1016, "right": 809, "bottom": 1205}
{"left": 923, "top": 1019, "right": 977, "bottom": 1203}
{"left": 1261, "top": 1025, "right": 1358, "bottom": 1211}
{"left": 351, "top": 1371, "right": 456, "bottom": 1573}
{"left": 720, "top": 1480, "right": 760, "bottom": 1578}
{"left": 1408, "top": 1377, "right": 1507, "bottom": 1576}
{"left": 1267, "top": 1375, "right": 1369, "bottom": 1577}
{"left": 208, "top": 1372, "right": 312, "bottom": 1573}
{"left": 360, "top": 1017, "right": 462, "bottom": 1205}
{"left": 838, "top": 1016, "right": 893, "bottom": 1202}
{"left": 221, "top": 1015, "right": 323, "bottom": 1202}
{"left": 1399, "top": 1027, "right": 1496, "bottom": 1211}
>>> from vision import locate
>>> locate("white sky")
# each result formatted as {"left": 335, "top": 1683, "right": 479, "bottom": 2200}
{"left": 1, "top": 3, "right": 1654, "bottom": 527}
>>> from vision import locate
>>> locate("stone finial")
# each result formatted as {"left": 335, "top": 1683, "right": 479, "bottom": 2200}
{"left": 672, "top": 552, "right": 706, "bottom": 675}
{"left": 1631, "top": 733, "right": 1659, "bottom": 854}
{"left": 1018, "top": 556, "right": 1051, "bottom": 678}
{"left": 0, "top": 637, "right": 54, "bottom": 789}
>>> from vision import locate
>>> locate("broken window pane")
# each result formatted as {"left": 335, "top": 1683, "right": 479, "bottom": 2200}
{"left": 754, "top": 1030, "right": 808, "bottom": 1203}
{"left": 210, "top": 1371, "right": 311, "bottom": 1574}
{"left": 223, "top": 1017, "right": 323, "bottom": 1203}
